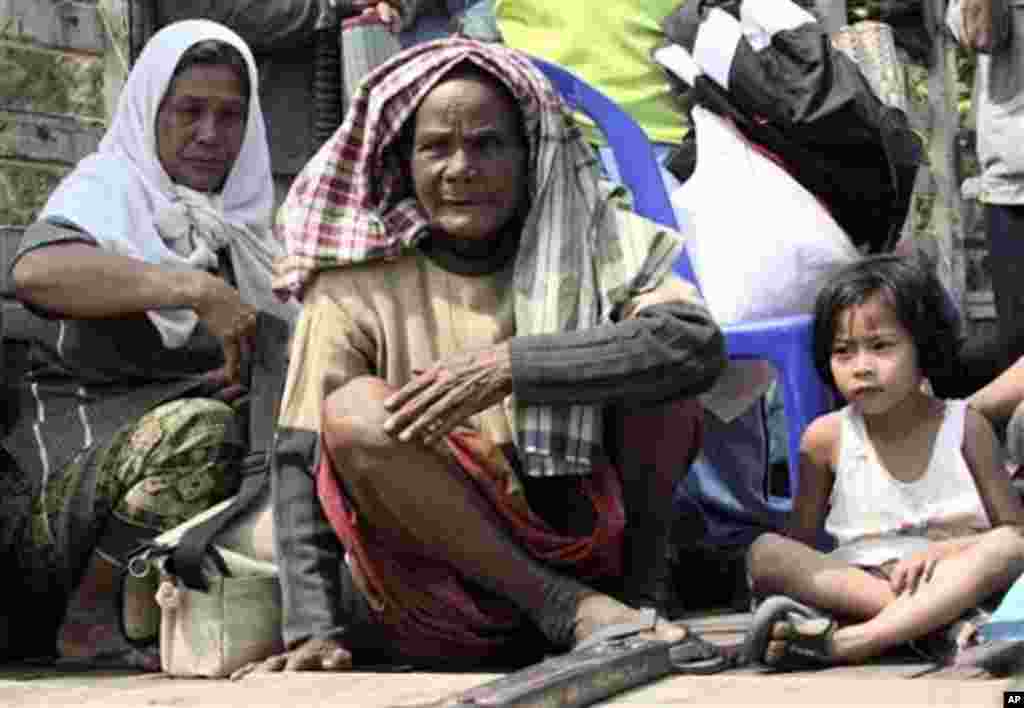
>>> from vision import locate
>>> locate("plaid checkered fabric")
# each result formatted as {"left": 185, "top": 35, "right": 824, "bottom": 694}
{"left": 274, "top": 38, "right": 682, "bottom": 477}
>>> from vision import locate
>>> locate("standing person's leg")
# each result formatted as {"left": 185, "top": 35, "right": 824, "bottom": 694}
{"left": 322, "top": 376, "right": 689, "bottom": 650}
{"left": 58, "top": 398, "right": 244, "bottom": 663}
{"left": 927, "top": 206, "right": 1018, "bottom": 400}
{"left": 986, "top": 204, "right": 1024, "bottom": 369}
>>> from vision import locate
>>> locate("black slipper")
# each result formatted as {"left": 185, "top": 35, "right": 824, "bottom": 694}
{"left": 743, "top": 595, "right": 836, "bottom": 672}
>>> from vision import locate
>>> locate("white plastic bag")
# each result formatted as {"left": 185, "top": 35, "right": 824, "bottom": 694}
{"left": 672, "top": 106, "right": 861, "bottom": 327}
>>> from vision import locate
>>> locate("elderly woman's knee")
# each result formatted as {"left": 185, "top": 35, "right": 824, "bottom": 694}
{"left": 323, "top": 376, "right": 395, "bottom": 425}
{"left": 322, "top": 377, "right": 400, "bottom": 474}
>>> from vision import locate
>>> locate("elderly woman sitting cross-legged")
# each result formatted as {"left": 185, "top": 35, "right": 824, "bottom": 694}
{"left": 260, "top": 38, "right": 727, "bottom": 673}
{"left": 6, "top": 20, "right": 293, "bottom": 667}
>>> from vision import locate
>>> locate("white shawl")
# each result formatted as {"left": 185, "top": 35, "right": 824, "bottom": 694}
{"left": 39, "top": 19, "right": 281, "bottom": 347}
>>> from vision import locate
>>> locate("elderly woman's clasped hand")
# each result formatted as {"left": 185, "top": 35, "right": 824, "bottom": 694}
{"left": 382, "top": 343, "right": 514, "bottom": 446}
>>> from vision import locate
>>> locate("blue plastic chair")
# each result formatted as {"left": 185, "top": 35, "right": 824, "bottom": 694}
{"left": 532, "top": 57, "right": 833, "bottom": 508}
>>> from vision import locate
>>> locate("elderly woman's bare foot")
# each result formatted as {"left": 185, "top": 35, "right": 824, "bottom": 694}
{"left": 572, "top": 593, "right": 688, "bottom": 648}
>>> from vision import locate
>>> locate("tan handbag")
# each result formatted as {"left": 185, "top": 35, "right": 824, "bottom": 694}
{"left": 128, "top": 462, "right": 283, "bottom": 678}
{"left": 154, "top": 536, "right": 282, "bottom": 678}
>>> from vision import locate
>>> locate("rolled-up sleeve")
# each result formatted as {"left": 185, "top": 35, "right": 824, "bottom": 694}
{"left": 510, "top": 274, "right": 726, "bottom": 406}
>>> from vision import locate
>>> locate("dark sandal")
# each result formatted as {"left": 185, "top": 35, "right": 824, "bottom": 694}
{"left": 575, "top": 607, "right": 730, "bottom": 675}
{"left": 743, "top": 595, "right": 836, "bottom": 672}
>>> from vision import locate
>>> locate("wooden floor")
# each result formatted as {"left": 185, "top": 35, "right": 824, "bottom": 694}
{"left": 1, "top": 610, "right": 1018, "bottom": 708}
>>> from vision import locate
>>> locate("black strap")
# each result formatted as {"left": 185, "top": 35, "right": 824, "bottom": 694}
{"left": 168, "top": 251, "right": 291, "bottom": 591}
{"left": 169, "top": 449, "right": 270, "bottom": 591}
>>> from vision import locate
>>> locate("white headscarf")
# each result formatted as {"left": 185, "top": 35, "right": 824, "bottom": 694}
{"left": 40, "top": 19, "right": 279, "bottom": 347}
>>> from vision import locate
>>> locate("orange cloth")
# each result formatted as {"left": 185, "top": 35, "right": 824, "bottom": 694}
{"left": 316, "top": 428, "right": 625, "bottom": 662}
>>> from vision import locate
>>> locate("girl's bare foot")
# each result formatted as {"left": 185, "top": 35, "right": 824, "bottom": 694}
{"left": 763, "top": 616, "right": 838, "bottom": 666}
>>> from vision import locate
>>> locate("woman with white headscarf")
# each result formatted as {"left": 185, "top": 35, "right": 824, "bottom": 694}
{"left": 4, "top": 19, "right": 293, "bottom": 667}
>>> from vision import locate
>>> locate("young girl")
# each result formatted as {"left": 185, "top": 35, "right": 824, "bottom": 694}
{"left": 745, "top": 255, "right": 1024, "bottom": 671}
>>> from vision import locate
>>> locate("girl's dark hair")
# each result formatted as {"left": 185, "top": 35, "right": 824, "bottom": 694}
{"left": 812, "top": 254, "right": 960, "bottom": 390}
{"left": 169, "top": 40, "right": 250, "bottom": 101}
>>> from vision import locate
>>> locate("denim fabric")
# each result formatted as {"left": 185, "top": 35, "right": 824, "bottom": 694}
{"left": 677, "top": 402, "right": 786, "bottom": 548}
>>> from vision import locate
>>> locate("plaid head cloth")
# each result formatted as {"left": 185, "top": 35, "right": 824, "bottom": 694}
{"left": 274, "top": 38, "right": 683, "bottom": 477}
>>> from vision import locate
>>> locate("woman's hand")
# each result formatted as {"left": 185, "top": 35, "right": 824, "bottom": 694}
{"left": 229, "top": 637, "right": 352, "bottom": 679}
{"left": 192, "top": 271, "right": 258, "bottom": 386}
{"left": 383, "top": 343, "right": 513, "bottom": 446}
{"left": 196, "top": 366, "right": 249, "bottom": 403}
{"left": 888, "top": 546, "right": 947, "bottom": 596}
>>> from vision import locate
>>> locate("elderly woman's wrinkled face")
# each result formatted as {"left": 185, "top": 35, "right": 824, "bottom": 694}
{"left": 156, "top": 63, "right": 247, "bottom": 193}
{"left": 410, "top": 71, "right": 528, "bottom": 244}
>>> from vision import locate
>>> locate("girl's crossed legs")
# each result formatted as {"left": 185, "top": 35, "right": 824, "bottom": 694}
{"left": 748, "top": 528, "right": 1024, "bottom": 664}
